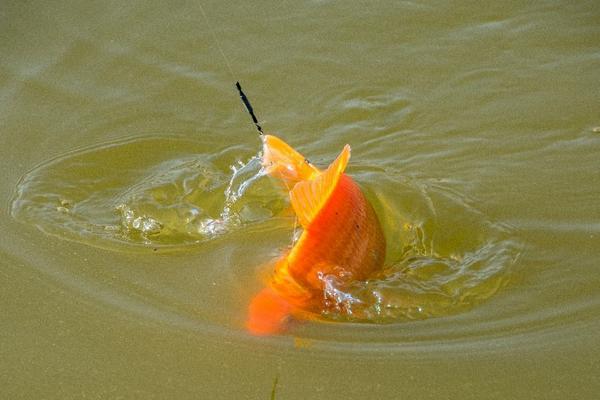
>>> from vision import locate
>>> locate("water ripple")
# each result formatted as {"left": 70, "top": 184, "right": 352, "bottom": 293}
{"left": 8, "top": 136, "right": 538, "bottom": 354}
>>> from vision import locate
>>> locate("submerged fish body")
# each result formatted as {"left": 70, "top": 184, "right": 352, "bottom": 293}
{"left": 247, "top": 135, "right": 386, "bottom": 335}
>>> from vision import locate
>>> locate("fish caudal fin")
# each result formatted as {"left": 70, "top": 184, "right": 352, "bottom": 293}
{"left": 290, "top": 145, "right": 350, "bottom": 228}
{"left": 262, "top": 135, "right": 319, "bottom": 185}
{"left": 246, "top": 287, "right": 293, "bottom": 336}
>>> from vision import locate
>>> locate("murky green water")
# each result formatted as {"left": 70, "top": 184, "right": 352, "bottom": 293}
{"left": 2, "top": 1, "right": 599, "bottom": 398}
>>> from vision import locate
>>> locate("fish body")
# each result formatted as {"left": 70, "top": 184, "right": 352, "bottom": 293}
{"left": 247, "top": 135, "right": 386, "bottom": 335}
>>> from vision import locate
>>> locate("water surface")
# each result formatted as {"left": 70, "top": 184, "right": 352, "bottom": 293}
{"left": 1, "top": 1, "right": 599, "bottom": 398}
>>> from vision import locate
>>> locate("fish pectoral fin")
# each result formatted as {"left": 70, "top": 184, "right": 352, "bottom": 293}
{"left": 290, "top": 145, "right": 350, "bottom": 228}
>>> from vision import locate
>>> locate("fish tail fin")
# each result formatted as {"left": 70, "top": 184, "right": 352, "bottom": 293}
{"left": 290, "top": 144, "right": 351, "bottom": 227}
{"left": 262, "top": 135, "right": 319, "bottom": 185}
{"left": 246, "top": 287, "right": 294, "bottom": 336}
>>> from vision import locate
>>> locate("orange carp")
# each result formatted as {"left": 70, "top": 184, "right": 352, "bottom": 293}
{"left": 246, "top": 135, "right": 386, "bottom": 335}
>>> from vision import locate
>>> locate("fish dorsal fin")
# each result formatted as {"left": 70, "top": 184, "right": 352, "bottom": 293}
{"left": 290, "top": 145, "right": 350, "bottom": 228}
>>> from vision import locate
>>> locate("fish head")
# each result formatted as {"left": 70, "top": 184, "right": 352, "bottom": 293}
{"left": 262, "top": 134, "right": 319, "bottom": 186}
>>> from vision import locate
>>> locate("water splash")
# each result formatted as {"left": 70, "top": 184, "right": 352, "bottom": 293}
{"left": 10, "top": 137, "right": 275, "bottom": 250}
{"left": 10, "top": 136, "right": 521, "bottom": 326}
{"left": 221, "top": 154, "right": 266, "bottom": 225}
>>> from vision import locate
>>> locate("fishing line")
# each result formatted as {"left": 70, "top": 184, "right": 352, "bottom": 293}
{"left": 197, "top": 2, "right": 236, "bottom": 80}
{"left": 197, "top": 3, "right": 265, "bottom": 136}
